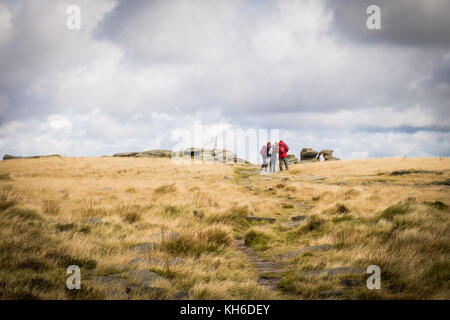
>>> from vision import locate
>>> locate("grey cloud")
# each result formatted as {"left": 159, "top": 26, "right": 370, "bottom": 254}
{"left": 0, "top": 0, "right": 449, "bottom": 160}
{"left": 324, "top": 0, "right": 450, "bottom": 47}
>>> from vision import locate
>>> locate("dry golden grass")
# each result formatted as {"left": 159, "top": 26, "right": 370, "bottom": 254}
{"left": 0, "top": 156, "right": 449, "bottom": 299}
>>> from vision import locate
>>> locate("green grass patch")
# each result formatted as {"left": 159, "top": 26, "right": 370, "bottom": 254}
{"left": 377, "top": 202, "right": 410, "bottom": 221}
{"left": 244, "top": 230, "right": 271, "bottom": 251}
{"left": 424, "top": 201, "right": 448, "bottom": 211}
{"left": 331, "top": 215, "right": 353, "bottom": 223}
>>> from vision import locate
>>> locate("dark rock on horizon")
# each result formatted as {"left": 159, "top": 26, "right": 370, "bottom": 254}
{"left": 3, "top": 154, "right": 61, "bottom": 160}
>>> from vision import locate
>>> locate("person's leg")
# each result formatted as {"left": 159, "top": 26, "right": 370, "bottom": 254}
{"left": 279, "top": 158, "right": 283, "bottom": 171}
{"left": 283, "top": 157, "right": 289, "bottom": 171}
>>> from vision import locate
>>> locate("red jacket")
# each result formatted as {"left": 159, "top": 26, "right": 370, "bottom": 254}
{"left": 279, "top": 141, "right": 288, "bottom": 158}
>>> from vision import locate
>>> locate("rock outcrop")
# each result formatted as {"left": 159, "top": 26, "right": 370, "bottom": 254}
{"left": 112, "top": 148, "right": 248, "bottom": 164}
{"left": 317, "top": 149, "right": 339, "bottom": 161}
{"left": 286, "top": 154, "right": 299, "bottom": 164}
{"left": 113, "top": 150, "right": 173, "bottom": 158}
{"left": 300, "top": 148, "right": 339, "bottom": 162}
{"left": 300, "top": 148, "right": 319, "bottom": 162}
{"left": 3, "top": 154, "right": 61, "bottom": 160}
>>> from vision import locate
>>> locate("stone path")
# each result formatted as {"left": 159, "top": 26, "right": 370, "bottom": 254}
{"left": 235, "top": 239, "right": 284, "bottom": 291}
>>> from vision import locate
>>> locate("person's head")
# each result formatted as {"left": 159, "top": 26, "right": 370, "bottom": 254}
{"left": 267, "top": 142, "right": 271, "bottom": 147}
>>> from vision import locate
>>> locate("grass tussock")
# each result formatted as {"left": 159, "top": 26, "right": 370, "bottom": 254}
{"left": 0, "top": 173, "right": 11, "bottom": 180}
{"left": 377, "top": 202, "right": 410, "bottom": 221}
{"left": 160, "top": 227, "right": 232, "bottom": 256}
{"left": 80, "top": 199, "right": 109, "bottom": 218}
{"left": 0, "top": 189, "right": 22, "bottom": 211}
{"left": 244, "top": 230, "right": 271, "bottom": 251}
{"left": 4, "top": 207, "right": 42, "bottom": 221}
{"left": 154, "top": 183, "right": 177, "bottom": 195}
{"left": 301, "top": 215, "right": 325, "bottom": 232}
{"left": 43, "top": 200, "right": 61, "bottom": 215}
{"left": 206, "top": 202, "right": 250, "bottom": 228}
{"left": 424, "top": 201, "right": 448, "bottom": 211}
{"left": 116, "top": 203, "right": 142, "bottom": 223}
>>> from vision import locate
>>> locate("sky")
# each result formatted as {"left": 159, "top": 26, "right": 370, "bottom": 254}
{"left": 0, "top": 0, "right": 449, "bottom": 161}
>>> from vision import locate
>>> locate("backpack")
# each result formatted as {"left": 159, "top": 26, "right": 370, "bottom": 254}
{"left": 260, "top": 146, "right": 266, "bottom": 156}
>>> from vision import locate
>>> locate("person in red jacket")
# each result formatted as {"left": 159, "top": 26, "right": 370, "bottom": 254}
{"left": 278, "top": 140, "right": 289, "bottom": 171}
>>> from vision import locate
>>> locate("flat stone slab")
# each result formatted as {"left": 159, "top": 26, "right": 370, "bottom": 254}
{"left": 291, "top": 215, "right": 308, "bottom": 222}
{"left": 299, "top": 267, "right": 365, "bottom": 277}
{"left": 246, "top": 216, "right": 276, "bottom": 223}
{"left": 149, "top": 231, "right": 181, "bottom": 242}
{"left": 130, "top": 242, "right": 158, "bottom": 253}
{"left": 91, "top": 270, "right": 167, "bottom": 299}
{"left": 120, "top": 270, "right": 165, "bottom": 287}
{"left": 175, "top": 291, "right": 190, "bottom": 299}
{"left": 280, "top": 244, "right": 332, "bottom": 258}
{"left": 327, "top": 267, "right": 365, "bottom": 276}
{"left": 92, "top": 275, "right": 129, "bottom": 288}
{"left": 282, "top": 221, "right": 305, "bottom": 227}
{"left": 129, "top": 257, "right": 184, "bottom": 267}
{"left": 85, "top": 217, "right": 102, "bottom": 225}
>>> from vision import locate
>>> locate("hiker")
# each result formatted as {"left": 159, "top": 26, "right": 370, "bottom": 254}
{"left": 270, "top": 141, "right": 278, "bottom": 173}
{"left": 260, "top": 144, "right": 269, "bottom": 172}
{"left": 279, "top": 140, "right": 289, "bottom": 171}
{"left": 266, "top": 142, "right": 273, "bottom": 171}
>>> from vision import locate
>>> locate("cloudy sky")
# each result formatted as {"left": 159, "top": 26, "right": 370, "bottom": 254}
{"left": 0, "top": 0, "right": 449, "bottom": 161}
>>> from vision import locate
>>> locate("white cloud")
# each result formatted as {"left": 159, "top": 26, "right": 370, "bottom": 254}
{"left": 0, "top": 0, "right": 448, "bottom": 160}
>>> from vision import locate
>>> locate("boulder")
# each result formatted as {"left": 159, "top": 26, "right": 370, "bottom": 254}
{"left": 286, "top": 154, "right": 299, "bottom": 164}
{"left": 317, "top": 149, "right": 339, "bottom": 161}
{"left": 299, "top": 267, "right": 365, "bottom": 277}
{"left": 213, "top": 149, "right": 248, "bottom": 164}
{"left": 85, "top": 217, "right": 102, "bottom": 225}
{"left": 129, "top": 257, "right": 183, "bottom": 267}
{"left": 300, "top": 148, "right": 318, "bottom": 162}
{"left": 291, "top": 215, "right": 308, "bottom": 222}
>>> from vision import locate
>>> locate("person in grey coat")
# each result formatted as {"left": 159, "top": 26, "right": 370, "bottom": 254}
{"left": 269, "top": 142, "right": 278, "bottom": 173}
